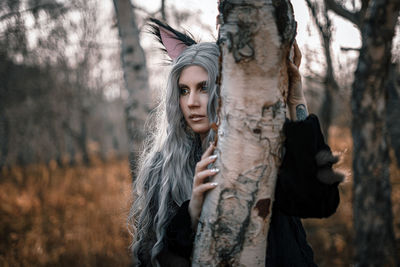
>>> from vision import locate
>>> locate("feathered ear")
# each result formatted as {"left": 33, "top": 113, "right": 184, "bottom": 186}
{"left": 148, "top": 18, "right": 197, "bottom": 60}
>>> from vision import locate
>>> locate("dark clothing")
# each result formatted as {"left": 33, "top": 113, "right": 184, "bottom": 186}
{"left": 265, "top": 208, "right": 317, "bottom": 267}
{"left": 163, "top": 115, "right": 341, "bottom": 266}
{"left": 274, "top": 114, "right": 340, "bottom": 219}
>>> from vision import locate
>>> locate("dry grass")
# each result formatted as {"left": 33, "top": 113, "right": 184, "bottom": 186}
{"left": 0, "top": 127, "right": 399, "bottom": 266}
{"left": 0, "top": 158, "right": 132, "bottom": 267}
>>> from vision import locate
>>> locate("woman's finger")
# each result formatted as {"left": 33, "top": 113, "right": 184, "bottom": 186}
{"left": 193, "top": 182, "right": 218, "bottom": 196}
{"left": 201, "top": 143, "right": 215, "bottom": 160}
{"left": 194, "top": 168, "right": 219, "bottom": 186}
{"left": 293, "top": 40, "right": 302, "bottom": 68}
{"left": 195, "top": 154, "right": 218, "bottom": 173}
{"left": 287, "top": 60, "right": 300, "bottom": 80}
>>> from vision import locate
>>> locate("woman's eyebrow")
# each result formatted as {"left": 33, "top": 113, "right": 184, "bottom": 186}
{"left": 197, "top": 80, "right": 207, "bottom": 86}
{"left": 178, "top": 81, "right": 207, "bottom": 87}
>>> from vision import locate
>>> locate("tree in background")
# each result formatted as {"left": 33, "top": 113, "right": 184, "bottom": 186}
{"left": 305, "top": 0, "right": 340, "bottom": 139}
{"left": 386, "top": 62, "right": 400, "bottom": 167}
{"left": 113, "top": 0, "right": 150, "bottom": 171}
{"left": 0, "top": 0, "right": 129, "bottom": 167}
{"left": 325, "top": 0, "right": 400, "bottom": 265}
{"left": 192, "top": 1, "right": 296, "bottom": 265}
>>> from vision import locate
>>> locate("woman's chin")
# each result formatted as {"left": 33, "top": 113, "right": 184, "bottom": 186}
{"left": 191, "top": 125, "right": 211, "bottom": 137}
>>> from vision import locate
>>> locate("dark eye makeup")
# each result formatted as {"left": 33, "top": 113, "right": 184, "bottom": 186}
{"left": 179, "top": 87, "right": 189, "bottom": 96}
{"left": 178, "top": 80, "right": 208, "bottom": 96}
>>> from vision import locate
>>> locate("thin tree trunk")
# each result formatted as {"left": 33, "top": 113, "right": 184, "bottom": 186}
{"left": 192, "top": 1, "right": 296, "bottom": 265}
{"left": 306, "top": 0, "right": 339, "bottom": 139}
{"left": 351, "top": 0, "right": 399, "bottom": 265}
{"left": 321, "top": 31, "right": 339, "bottom": 139}
{"left": 113, "top": 0, "right": 150, "bottom": 169}
{"left": 386, "top": 63, "right": 400, "bottom": 166}
{"left": 320, "top": 84, "right": 333, "bottom": 138}
{"left": 0, "top": 111, "right": 9, "bottom": 168}
{"left": 79, "top": 113, "right": 90, "bottom": 165}
{"left": 161, "top": 0, "right": 167, "bottom": 21}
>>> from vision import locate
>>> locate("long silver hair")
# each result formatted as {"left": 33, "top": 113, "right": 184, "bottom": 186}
{"left": 129, "top": 42, "right": 220, "bottom": 266}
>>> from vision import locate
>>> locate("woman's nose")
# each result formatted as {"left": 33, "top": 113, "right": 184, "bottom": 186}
{"left": 187, "top": 90, "right": 200, "bottom": 107}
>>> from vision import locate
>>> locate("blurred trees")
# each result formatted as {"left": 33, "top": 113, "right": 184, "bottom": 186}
{"left": 0, "top": 0, "right": 129, "bottom": 168}
{"left": 113, "top": 0, "right": 150, "bottom": 170}
{"left": 323, "top": 0, "right": 399, "bottom": 265}
{"left": 0, "top": 0, "right": 215, "bottom": 170}
{"left": 387, "top": 62, "right": 400, "bottom": 166}
{"left": 305, "top": 0, "right": 340, "bottom": 139}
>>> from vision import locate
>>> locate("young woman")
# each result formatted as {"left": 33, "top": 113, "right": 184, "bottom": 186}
{"left": 130, "top": 19, "right": 343, "bottom": 267}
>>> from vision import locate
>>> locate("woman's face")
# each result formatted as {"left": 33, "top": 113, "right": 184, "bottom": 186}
{"left": 178, "top": 65, "right": 210, "bottom": 139}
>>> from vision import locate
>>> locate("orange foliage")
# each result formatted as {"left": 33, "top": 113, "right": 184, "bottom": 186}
{"left": 0, "top": 158, "right": 132, "bottom": 267}
{"left": 0, "top": 127, "right": 399, "bottom": 266}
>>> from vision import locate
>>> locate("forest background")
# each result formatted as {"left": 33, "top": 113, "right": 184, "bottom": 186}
{"left": 0, "top": 0, "right": 399, "bottom": 266}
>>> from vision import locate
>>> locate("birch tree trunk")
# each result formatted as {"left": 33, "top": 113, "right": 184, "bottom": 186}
{"left": 192, "top": 1, "right": 296, "bottom": 265}
{"left": 113, "top": 0, "right": 149, "bottom": 167}
{"left": 351, "top": 0, "right": 400, "bottom": 265}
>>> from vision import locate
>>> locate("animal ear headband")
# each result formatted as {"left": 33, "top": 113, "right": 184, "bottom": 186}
{"left": 148, "top": 18, "right": 197, "bottom": 60}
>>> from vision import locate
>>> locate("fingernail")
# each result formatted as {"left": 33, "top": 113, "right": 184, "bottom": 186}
{"left": 209, "top": 155, "right": 217, "bottom": 160}
{"left": 211, "top": 168, "right": 219, "bottom": 173}
{"left": 211, "top": 182, "right": 218, "bottom": 186}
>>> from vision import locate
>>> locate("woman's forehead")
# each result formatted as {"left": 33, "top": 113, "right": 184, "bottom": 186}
{"left": 179, "top": 65, "right": 208, "bottom": 84}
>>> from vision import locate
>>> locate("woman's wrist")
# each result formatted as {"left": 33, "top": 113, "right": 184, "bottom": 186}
{"left": 287, "top": 81, "right": 308, "bottom": 121}
{"left": 188, "top": 201, "right": 199, "bottom": 230}
{"left": 288, "top": 99, "right": 308, "bottom": 121}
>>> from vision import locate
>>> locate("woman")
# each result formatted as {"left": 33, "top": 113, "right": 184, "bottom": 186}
{"left": 130, "top": 19, "right": 343, "bottom": 267}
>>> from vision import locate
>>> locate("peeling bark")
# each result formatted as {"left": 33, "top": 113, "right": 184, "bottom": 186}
{"left": 192, "top": 1, "right": 296, "bottom": 265}
{"left": 113, "top": 0, "right": 150, "bottom": 169}
{"left": 351, "top": 0, "right": 400, "bottom": 265}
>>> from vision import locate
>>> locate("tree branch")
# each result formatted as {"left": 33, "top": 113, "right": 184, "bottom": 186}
{"left": 131, "top": 4, "right": 160, "bottom": 18}
{"left": 0, "top": 3, "right": 64, "bottom": 21}
{"left": 324, "top": 0, "right": 361, "bottom": 27}
{"left": 341, "top": 46, "right": 361, "bottom": 51}
{"left": 305, "top": 0, "right": 324, "bottom": 34}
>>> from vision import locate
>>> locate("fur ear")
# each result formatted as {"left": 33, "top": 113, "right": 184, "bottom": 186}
{"left": 315, "top": 150, "right": 345, "bottom": 185}
{"left": 159, "top": 28, "right": 188, "bottom": 59}
{"left": 148, "top": 18, "right": 197, "bottom": 60}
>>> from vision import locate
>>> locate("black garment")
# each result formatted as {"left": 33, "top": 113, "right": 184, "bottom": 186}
{"left": 274, "top": 114, "right": 340, "bottom": 219}
{"left": 164, "top": 115, "right": 341, "bottom": 266}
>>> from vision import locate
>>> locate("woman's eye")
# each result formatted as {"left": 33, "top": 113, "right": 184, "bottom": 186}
{"left": 200, "top": 85, "right": 208, "bottom": 93}
{"left": 180, "top": 87, "right": 189, "bottom": 95}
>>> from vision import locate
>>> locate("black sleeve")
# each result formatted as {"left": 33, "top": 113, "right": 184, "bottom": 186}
{"left": 165, "top": 200, "right": 195, "bottom": 260}
{"left": 274, "top": 114, "right": 343, "bottom": 218}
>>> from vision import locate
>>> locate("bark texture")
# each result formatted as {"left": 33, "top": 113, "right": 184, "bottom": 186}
{"left": 192, "top": 1, "right": 296, "bottom": 266}
{"left": 351, "top": 0, "right": 400, "bottom": 265}
{"left": 113, "top": 0, "right": 149, "bottom": 167}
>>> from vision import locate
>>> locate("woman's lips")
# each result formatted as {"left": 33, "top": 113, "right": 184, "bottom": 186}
{"left": 189, "top": 115, "right": 206, "bottom": 122}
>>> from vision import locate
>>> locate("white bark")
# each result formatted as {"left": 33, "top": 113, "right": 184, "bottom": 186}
{"left": 192, "top": 1, "right": 296, "bottom": 266}
{"left": 113, "top": 0, "right": 149, "bottom": 158}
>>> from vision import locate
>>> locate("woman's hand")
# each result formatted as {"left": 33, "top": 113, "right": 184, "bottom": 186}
{"left": 188, "top": 143, "right": 219, "bottom": 230}
{"left": 287, "top": 41, "right": 308, "bottom": 121}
